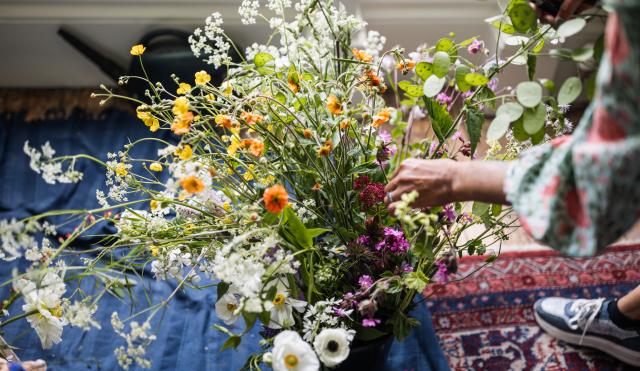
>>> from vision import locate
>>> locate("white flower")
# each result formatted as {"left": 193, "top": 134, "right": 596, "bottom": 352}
{"left": 268, "top": 280, "right": 306, "bottom": 329}
{"left": 272, "top": 331, "right": 319, "bottom": 371}
{"left": 21, "top": 272, "right": 67, "bottom": 349}
{"left": 215, "top": 293, "right": 240, "bottom": 325}
{"left": 64, "top": 301, "right": 101, "bottom": 331}
{"left": 313, "top": 328, "right": 352, "bottom": 367}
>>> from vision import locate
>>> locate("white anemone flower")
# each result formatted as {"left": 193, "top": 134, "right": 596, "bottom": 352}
{"left": 272, "top": 330, "right": 319, "bottom": 371}
{"left": 21, "top": 272, "right": 67, "bottom": 349}
{"left": 268, "top": 280, "right": 306, "bottom": 329}
{"left": 313, "top": 328, "right": 353, "bottom": 367}
{"left": 215, "top": 292, "right": 240, "bottom": 325}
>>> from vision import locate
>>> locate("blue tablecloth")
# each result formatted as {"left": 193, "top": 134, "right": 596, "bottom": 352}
{"left": 0, "top": 109, "right": 449, "bottom": 371}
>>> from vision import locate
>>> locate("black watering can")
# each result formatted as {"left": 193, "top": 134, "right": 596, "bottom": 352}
{"left": 58, "top": 27, "right": 241, "bottom": 100}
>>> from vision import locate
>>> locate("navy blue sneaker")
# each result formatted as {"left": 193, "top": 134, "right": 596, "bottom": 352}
{"left": 534, "top": 297, "right": 640, "bottom": 367}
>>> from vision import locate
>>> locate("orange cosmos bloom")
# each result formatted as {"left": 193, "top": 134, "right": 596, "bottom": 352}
{"left": 171, "top": 111, "right": 194, "bottom": 135}
{"left": 326, "top": 94, "right": 343, "bottom": 115}
{"left": 215, "top": 114, "right": 233, "bottom": 129}
{"left": 263, "top": 185, "right": 289, "bottom": 213}
{"left": 372, "top": 108, "right": 392, "bottom": 128}
{"left": 241, "top": 111, "right": 263, "bottom": 125}
{"left": 180, "top": 175, "right": 205, "bottom": 194}
{"left": 288, "top": 78, "right": 300, "bottom": 94}
{"left": 317, "top": 141, "right": 333, "bottom": 157}
{"left": 303, "top": 128, "right": 313, "bottom": 138}
{"left": 352, "top": 48, "right": 373, "bottom": 63}
{"left": 249, "top": 140, "right": 264, "bottom": 157}
{"left": 339, "top": 119, "right": 352, "bottom": 130}
{"left": 364, "top": 69, "right": 382, "bottom": 87}
{"left": 311, "top": 182, "right": 322, "bottom": 191}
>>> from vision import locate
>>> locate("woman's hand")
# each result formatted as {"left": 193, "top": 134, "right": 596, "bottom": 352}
{"left": 385, "top": 159, "right": 510, "bottom": 210}
{"left": 0, "top": 359, "right": 46, "bottom": 371}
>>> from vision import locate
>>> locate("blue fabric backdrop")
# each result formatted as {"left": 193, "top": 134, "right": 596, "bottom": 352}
{"left": 0, "top": 109, "right": 449, "bottom": 371}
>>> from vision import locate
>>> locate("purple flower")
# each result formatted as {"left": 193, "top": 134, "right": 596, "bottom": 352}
{"left": 443, "top": 203, "right": 457, "bottom": 223}
{"left": 401, "top": 263, "right": 414, "bottom": 273}
{"left": 429, "top": 141, "right": 439, "bottom": 157}
{"left": 434, "top": 261, "right": 449, "bottom": 283}
{"left": 375, "top": 227, "right": 409, "bottom": 255}
{"left": 353, "top": 175, "right": 370, "bottom": 190}
{"left": 461, "top": 212, "right": 474, "bottom": 223}
{"left": 467, "top": 39, "right": 484, "bottom": 54}
{"left": 451, "top": 131, "right": 462, "bottom": 142}
{"left": 487, "top": 78, "right": 499, "bottom": 92}
{"left": 362, "top": 318, "right": 381, "bottom": 328}
{"left": 358, "top": 275, "right": 374, "bottom": 289}
{"left": 378, "top": 130, "right": 392, "bottom": 144}
{"left": 359, "top": 183, "right": 386, "bottom": 210}
{"left": 357, "top": 235, "right": 372, "bottom": 246}
{"left": 334, "top": 307, "right": 349, "bottom": 317}
{"left": 461, "top": 90, "right": 474, "bottom": 99}
{"left": 436, "top": 92, "right": 452, "bottom": 106}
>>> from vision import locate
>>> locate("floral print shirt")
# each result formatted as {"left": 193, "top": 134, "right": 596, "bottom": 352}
{"left": 505, "top": 0, "right": 640, "bottom": 257}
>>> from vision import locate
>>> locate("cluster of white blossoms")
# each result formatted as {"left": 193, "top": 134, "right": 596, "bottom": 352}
{"left": 188, "top": 12, "right": 232, "bottom": 68}
{"left": 0, "top": 218, "right": 55, "bottom": 261}
{"left": 23, "top": 141, "right": 83, "bottom": 184}
{"left": 267, "top": 327, "right": 353, "bottom": 370}
{"left": 290, "top": 199, "right": 317, "bottom": 224}
{"left": 301, "top": 298, "right": 353, "bottom": 342}
{"left": 96, "top": 152, "right": 133, "bottom": 207}
{"left": 111, "top": 313, "right": 156, "bottom": 370}
{"left": 239, "top": 0, "right": 260, "bottom": 24}
{"left": 150, "top": 247, "right": 195, "bottom": 281}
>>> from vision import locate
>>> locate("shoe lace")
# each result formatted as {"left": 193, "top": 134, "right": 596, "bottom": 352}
{"left": 567, "top": 298, "right": 606, "bottom": 345}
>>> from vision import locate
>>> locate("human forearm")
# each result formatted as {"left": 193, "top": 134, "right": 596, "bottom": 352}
{"left": 451, "top": 161, "right": 510, "bottom": 205}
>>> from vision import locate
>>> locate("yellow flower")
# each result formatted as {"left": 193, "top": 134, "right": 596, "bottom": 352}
{"left": 222, "top": 202, "right": 232, "bottom": 212}
{"left": 206, "top": 93, "right": 216, "bottom": 102}
{"left": 115, "top": 163, "right": 128, "bottom": 177}
{"left": 227, "top": 137, "right": 241, "bottom": 155}
{"left": 130, "top": 44, "right": 145, "bottom": 56}
{"left": 176, "top": 83, "right": 192, "bottom": 95}
{"left": 174, "top": 145, "right": 193, "bottom": 161}
{"left": 326, "top": 94, "right": 343, "bottom": 115}
{"left": 172, "top": 97, "right": 189, "bottom": 116}
{"left": 149, "top": 162, "right": 163, "bottom": 172}
{"left": 303, "top": 128, "right": 313, "bottom": 138}
{"left": 180, "top": 175, "right": 205, "bottom": 194}
{"left": 317, "top": 144, "right": 332, "bottom": 157}
{"left": 150, "top": 200, "right": 160, "bottom": 210}
{"left": 221, "top": 82, "right": 233, "bottom": 96}
{"left": 149, "top": 245, "right": 159, "bottom": 257}
{"left": 215, "top": 114, "right": 233, "bottom": 129}
{"left": 136, "top": 109, "right": 160, "bottom": 132}
{"left": 194, "top": 70, "right": 211, "bottom": 85}
{"left": 171, "top": 111, "right": 193, "bottom": 135}
{"left": 243, "top": 165, "right": 255, "bottom": 181}
{"left": 339, "top": 119, "right": 351, "bottom": 130}
{"left": 259, "top": 175, "right": 276, "bottom": 186}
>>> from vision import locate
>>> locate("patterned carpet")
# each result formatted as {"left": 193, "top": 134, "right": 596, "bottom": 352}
{"left": 424, "top": 244, "right": 640, "bottom": 371}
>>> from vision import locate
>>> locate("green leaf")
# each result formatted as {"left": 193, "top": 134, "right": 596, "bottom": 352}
{"left": 485, "top": 254, "right": 498, "bottom": 263}
{"left": 415, "top": 62, "right": 434, "bottom": 80}
{"left": 486, "top": 115, "right": 511, "bottom": 141}
{"left": 516, "top": 81, "right": 542, "bottom": 108}
{"left": 572, "top": 47, "right": 593, "bottom": 62}
{"left": 432, "top": 51, "right": 451, "bottom": 78}
{"left": 243, "top": 312, "right": 257, "bottom": 330}
{"left": 556, "top": 18, "right": 586, "bottom": 38}
{"left": 279, "top": 206, "right": 312, "bottom": 250}
{"left": 491, "top": 204, "right": 503, "bottom": 216}
{"left": 423, "top": 97, "right": 454, "bottom": 142}
{"left": 527, "top": 53, "right": 537, "bottom": 81}
{"left": 475, "top": 86, "right": 496, "bottom": 110}
{"left": 354, "top": 324, "right": 388, "bottom": 342}
{"left": 259, "top": 311, "right": 271, "bottom": 325}
{"left": 512, "top": 117, "right": 530, "bottom": 142}
{"left": 307, "top": 228, "right": 330, "bottom": 239}
{"left": 531, "top": 126, "right": 546, "bottom": 144}
{"left": 522, "top": 103, "right": 546, "bottom": 135}
{"left": 465, "top": 107, "right": 484, "bottom": 155}
{"left": 399, "top": 82, "right": 425, "bottom": 98}
{"left": 455, "top": 65, "right": 472, "bottom": 92}
{"left": 221, "top": 336, "right": 241, "bottom": 351}
{"left": 557, "top": 76, "right": 582, "bottom": 106}
{"left": 464, "top": 73, "right": 489, "bottom": 87}
{"left": 423, "top": 75, "right": 446, "bottom": 98}
{"left": 459, "top": 36, "right": 478, "bottom": 46}
{"left": 491, "top": 20, "right": 516, "bottom": 35}
{"left": 254, "top": 52, "right": 274, "bottom": 67}
{"left": 436, "top": 37, "right": 455, "bottom": 53}
{"left": 549, "top": 48, "right": 573, "bottom": 60}
{"left": 593, "top": 34, "right": 604, "bottom": 62}
{"left": 532, "top": 39, "right": 545, "bottom": 53}
{"left": 539, "top": 78, "right": 555, "bottom": 92}
{"left": 495, "top": 102, "right": 524, "bottom": 122}
{"left": 398, "top": 81, "right": 412, "bottom": 91}
{"left": 405, "top": 271, "right": 429, "bottom": 291}
{"left": 217, "top": 281, "right": 230, "bottom": 299}
{"left": 585, "top": 73, "right": 597, "bottom": 101}
{"left": 508, "top": 1, "right": 537, "bottom": 34}
{"left": 472, "top": 202, "right": 491, "bottom": 218}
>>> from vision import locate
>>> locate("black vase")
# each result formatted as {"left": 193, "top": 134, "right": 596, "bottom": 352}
{"left": 333, "top": 335, "right": 393, "bottom": 371}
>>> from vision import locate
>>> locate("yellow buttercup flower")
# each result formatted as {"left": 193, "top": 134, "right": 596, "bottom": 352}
{"left": 227, "top": 137, "right": 241, "bottom": 155}
{"left": 115, "top": 163, "right": 128, "bottom": 177}
{"left": 149, "top": 162, "right": 163, "bottom": 172}
{"left": 222, "top": 202, "right": 232, "bottom": 212}
{"left": 243, "top": 165, "right": 255, "bottom": 181}
{"left": 176, "top": 83, "right": 192, "bottom": 95}
{"left": 194, "top": 70, "right": 211, "bottom": 86}
{"left": 149, "top": 245, "right": 159, "bottom": 257}
{"left": 171, "top": 112, "right": 193, "bottom": 135}
{"left": 206, "top": 93, "right": 216, "bottom": 102}
{"left": 174, "top": 145, "right": 193, "bottom": 161}
{"left": 172, "top": 97, "right": 189, "bottom": 116}
{"left": 136, "top": 109, "right": 160, "bottom": 132}
{"left": 150, "top": 200, "right": 160, "bottom": 210}
{"left": 221, "top": 82, "right": 233, "bottom": 96}
{"left": 180, "top": 175, "right": 205, "bottom": 194}
{"left": 130, "top": 44, "right": 145, "bottom": 56}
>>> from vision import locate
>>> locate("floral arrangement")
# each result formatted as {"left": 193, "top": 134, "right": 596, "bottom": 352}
{"left": 1, "top": 0, "right": 598, "bottom": 369}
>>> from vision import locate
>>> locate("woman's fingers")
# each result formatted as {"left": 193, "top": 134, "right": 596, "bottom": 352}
{"left": 557, "top": 0, "right": 585, "bottom": 20}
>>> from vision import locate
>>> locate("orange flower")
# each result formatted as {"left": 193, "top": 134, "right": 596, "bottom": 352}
{"left": 317, "top": 141, "right": 333, "bottom": 157}
{"left": 180, "top": 175, "right": 205, "bottom": 194}
{"left": 352, "top": 48, "right": 373, "bottom": 63}
{"left": 364, "top": 69, "right": 382, "bottom": 87}
{"left": 249, "top": 140, "right": 264, "bottom": 157}
{"left": 311, "top": 183, "right": 322, "bottom": 191}
{"left": 326, "top": 94, "right": 343, "bottom": 115}
{"left": 372, "top": 108, "right": 392, "bottom": 128}
{"left": 396, "top": 59, "right": 416, "bottom": 72}
{"left": 171, "top": 111, "right": 194, "bottom": 135}
{"left": 303, "top": 128, "right": 313, "bottom": 138}
{"left": 339, "top": 119, "right": 351, "bottom": 130}
{"left": 288, "top": 78, "right": 300, "bottom": 94}
{"left": 263, "top": 185, "right": 289, "bottom": 213}
{"left": 215, "top": 114, "right": 233, "bottom": 129}
{"left": 241, "top": 111, "right": 263, "bottom": 125}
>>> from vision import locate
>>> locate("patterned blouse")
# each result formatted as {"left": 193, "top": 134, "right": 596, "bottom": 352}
{"left": 505, "top": 0, "right": 640, "bottom": 257}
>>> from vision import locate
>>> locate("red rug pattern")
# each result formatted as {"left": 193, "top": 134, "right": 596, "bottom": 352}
{"left": 424, "top": 244, "right": 640, "bottom": 371}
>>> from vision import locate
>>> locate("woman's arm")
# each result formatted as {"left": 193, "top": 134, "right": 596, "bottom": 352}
{"left": 384, "top": 159, "right": 510, "bottom": 208}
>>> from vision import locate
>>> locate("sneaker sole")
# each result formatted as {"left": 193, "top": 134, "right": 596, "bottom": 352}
{"left": 535, "top": 311, "right": 640, "bottom": 367}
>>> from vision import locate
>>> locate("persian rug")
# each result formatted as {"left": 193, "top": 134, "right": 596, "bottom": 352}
{"left": 424, "top": 244, "right": 640, "bottom": 371}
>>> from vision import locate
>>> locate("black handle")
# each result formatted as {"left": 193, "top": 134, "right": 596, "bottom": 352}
{"left": 138, "top": 29, "right": 190, "bottom": 47}
{"left": 531, "top": 0, "right": 598, "bottom": 17}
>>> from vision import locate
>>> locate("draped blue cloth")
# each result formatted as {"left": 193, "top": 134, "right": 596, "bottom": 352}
{"left": 0, "top": 109, "right": 449, "bottom": 371}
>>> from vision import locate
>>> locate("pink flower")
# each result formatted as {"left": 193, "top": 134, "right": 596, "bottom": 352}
{"left": 378, "top": 130, "right": 392, "bottom": 144}
{"left": 353, "top": 175, "right": 370, "bottom": 190}
{"left": 467, "top": 39, "right": 484, "bottom": 54}
{"left": 359, "top": 183, "right": 386, "bottom": 210}
{"left": 375, "top": 227, "right": 409, "bottom": 254}
{"left": 362, "top": 318, "right": 381, "bottom": 327}
{"left": 358, "top": 275, "right": 374, "bottom": 289}
{"left": 436, "top": 92, "right": 452, "bottom": 106}
{"left": 434, "top": 261, "right": 449, "bottom": 283}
